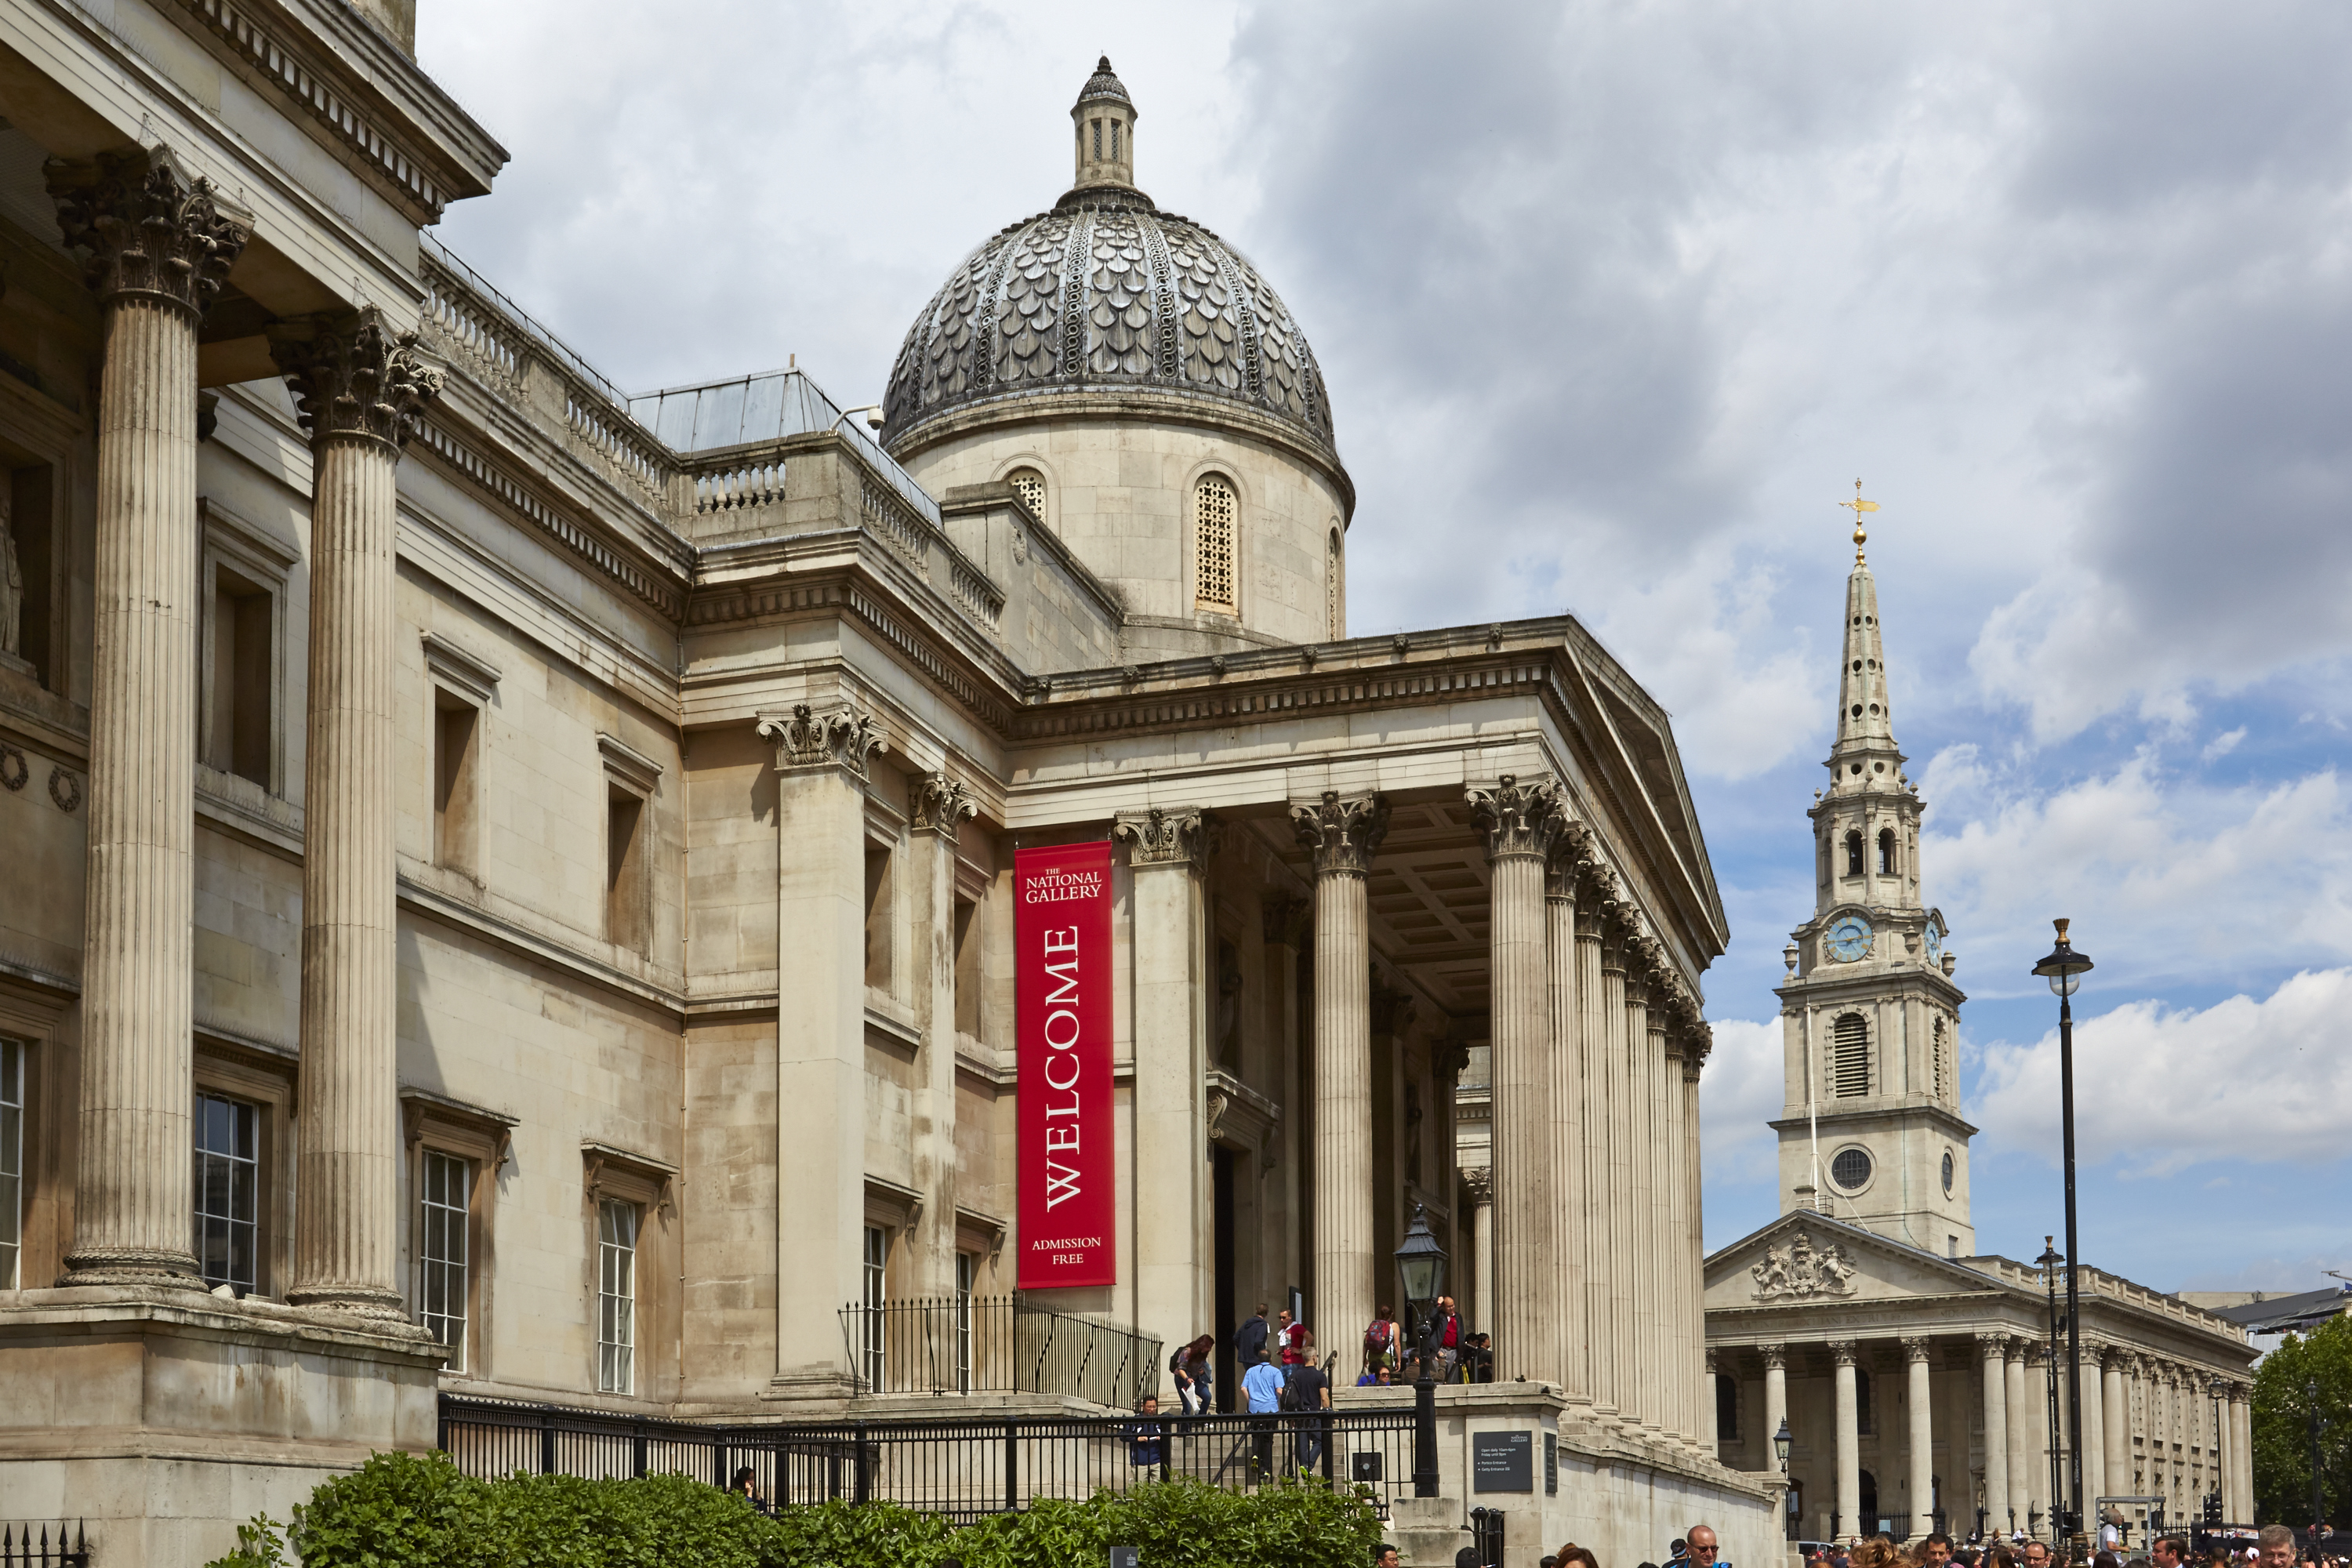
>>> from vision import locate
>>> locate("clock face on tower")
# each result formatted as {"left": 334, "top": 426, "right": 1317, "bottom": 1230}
{"left": 1826, "top": 915, "right": 1874, "bottom": 963}
{"left": 1925, "top": 924, "right": 1944, "bottom": 964}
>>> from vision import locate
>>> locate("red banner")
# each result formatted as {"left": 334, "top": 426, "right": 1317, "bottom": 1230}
{"left": 1014, "top": 841, "right": 1116, "bottom": 1290}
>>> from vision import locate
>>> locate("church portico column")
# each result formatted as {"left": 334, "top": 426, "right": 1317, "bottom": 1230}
{"left": 2100, "top": 1347, "right": 2128, "bottom": 1513}
{"left": 1544, "top": 840, "right": 1587, "bottom": 1400}
{"left": 270, "top": 309, "right": 444, "bottom": 1316}
{"left": 1599, "top": 915, "right": 1634, "bottom": 1415}
{"left": 1762, "top": 1343, "right": 1788, "bottom": 1471}
{"left": 2005, "top": 1342, "right": 2031, "bottom": 1532}
{"left": 1905, "top": 1337, "right": 1936, "bottom": 1541}
{"left": 2027, "top": 1343, "right": 2053, "bottom": 1534}
{"left": 1575, "top": 867, "right": 1617, "bottom": 1414}
{"left": 47, "top": 148, "right": 250, "bottom": 1285}
{"left": 1980, "top": 1334, "right": 2012, "bottom": 1537}
{"left": 1465, "top": 1167, "right": 1494, "bottom": 1336}
{"left": 1115, "top": 804, "right": 1217, "bottom": 1359}
{"left": 1468, "top": 775, "right": 1566, "bottom": 1385}
{"left": 1833, "top": 1339, "right": 1863, "bottom": 1537}
{"left": 2230, "top": 1383, "right": 2252, "bottom": 1525}
{"left": 758, "top": 704, "right": 884, "bottom": 1394}
{"left": 1621, "top": 958, "right": 1657, "bottom": 1426}
{"left": 1289, "top": 790, "right": 1388, "bottom": 1360}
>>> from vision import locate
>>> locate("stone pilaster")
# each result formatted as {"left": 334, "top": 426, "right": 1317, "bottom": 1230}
{"left": 1980, "top": 1333, "right": 2011, "bottom": 1534}
{"left": 1466, "top": 775, "right": 1564, "bottom": 1385}
{"left": 1904, "top": 1336, "right": 1936, "bottom": 1540}
{"left": 268, "top": 307, "right": 442, "bottom": 1316}
{"left": 1289, "top": 790, "right": 1385, "bottom": 1359}
{"left": 1543, "top": 843, "right": 1585, "bottom": 1399}
{"left": 48, "top": 147, "right": 250, "bottom": 1285}
{"left": 908, "top": 772, "right": 976, "bottom": 1297}
{"left": 757, "top": 704, "right": 883, "bottom": 1394}
{"left": 1114, "top": 804, "right": 1215, "bottom": 1359}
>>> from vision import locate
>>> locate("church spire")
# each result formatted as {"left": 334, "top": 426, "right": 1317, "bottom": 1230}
{"left": 1825, "top": 481, "right": 1902, "bottom": 796}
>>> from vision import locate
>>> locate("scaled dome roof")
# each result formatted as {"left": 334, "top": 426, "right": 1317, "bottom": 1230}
{"left": 880, "top": 62, "right": 1337, "bottom": 459}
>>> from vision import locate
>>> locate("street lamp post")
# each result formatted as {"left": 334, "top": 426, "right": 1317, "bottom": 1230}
{"left": 2034, "top": 920, "right": 2095, "bottom": 1555}
{"left": 1395, "top": 1203, "right": 1449, "bottom": 1500}
{"left": 2209, "top": 1376, "right": 2227, "bottom": 1525}
{"left": 2038, "top": 1236, "right": 2067, "bottom": 1542}
{"left": 1775, "top": 1418, "right": 1793, "bottom": 1474}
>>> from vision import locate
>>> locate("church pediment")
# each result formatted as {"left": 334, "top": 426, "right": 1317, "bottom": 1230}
{"left": 1704, "top": 1212, "right": 2004, "bottom": 1312}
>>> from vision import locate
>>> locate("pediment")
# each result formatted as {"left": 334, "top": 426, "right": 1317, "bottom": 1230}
{"left": 1704, "top": 1212, "right": 2002, "bottom": 1313}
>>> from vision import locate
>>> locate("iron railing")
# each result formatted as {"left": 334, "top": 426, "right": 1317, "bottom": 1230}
{"left": 0, "top": 1523, "right": 88, "bottom": 1568}
{"left": 837, "top": 1295, "right": 1160, "bottom": 1408}
{"left": 438, "top": 1395, "right": 1414, "bottom": 1519}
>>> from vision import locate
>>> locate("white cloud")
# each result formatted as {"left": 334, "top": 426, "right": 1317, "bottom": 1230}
{"left": 1697, "top": 1016, "right": 1787, "bottom": 1186}
{"left": 2203, "top": 727, "right": 2247, "bottom": 762}
{"left": 1974, "top": 967, "right": 2352, "bottom": 1175}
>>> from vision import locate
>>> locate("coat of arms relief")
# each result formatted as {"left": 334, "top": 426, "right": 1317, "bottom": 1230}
{"left": 1749, "top": 1229, "right": 1860, "bottom": 1301}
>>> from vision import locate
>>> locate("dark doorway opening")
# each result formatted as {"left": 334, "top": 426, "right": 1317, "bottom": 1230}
{"left": 1860, "top": 1469, "right": 1879, "bottom": 1535}
{"left": 1213, "top": 1144, "right": 1236, "bottom": 1412}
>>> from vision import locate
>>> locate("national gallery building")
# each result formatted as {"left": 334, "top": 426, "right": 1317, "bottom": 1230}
{"left": 1699, "top": 547, "right": 2256, "bottom": 1544}
{"left": 0, "top": 5, "right": 1777, "bottom": 1561}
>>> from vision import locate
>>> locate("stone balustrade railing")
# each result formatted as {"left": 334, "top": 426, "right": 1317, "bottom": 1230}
{"left": 692, "top": 456, "right": 785, "bottom": 515}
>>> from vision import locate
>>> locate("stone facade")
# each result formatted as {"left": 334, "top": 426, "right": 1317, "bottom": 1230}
{"left": 1702, "top": 544, "right": 2255, "bottom": 1545}
{"left": 0, "top": 19, "right": 1769, "bottom": 1563}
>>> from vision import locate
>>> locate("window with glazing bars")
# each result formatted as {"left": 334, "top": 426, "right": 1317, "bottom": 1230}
{"left": 1831, "top": 1013, "right": 1870, "bottom": 1098}
{"left": 955, "top": 1250, "right": 976, "bottom": 1393}
{"left": 419, "top": 1150, "right": 470, "bottom": 1371}
{"left": 597, "top": 1199, "right": 637, "bottom": 1394}
{"left": 0, "top": 1038, "right": 20, "bottom": 1290}
{"left": 193, "top": 1091, "right": 259, "bottom": 1294}
{"left": 1194, "top": 476, "right": 1236, "bottom": 612}
{"left": 861, "top": 1225, "right": 887, "bottom": 1392}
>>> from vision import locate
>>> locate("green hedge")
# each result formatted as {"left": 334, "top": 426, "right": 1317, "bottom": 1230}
{"left": 205, "top": 1451, "right": 1385, "bottom": 1568}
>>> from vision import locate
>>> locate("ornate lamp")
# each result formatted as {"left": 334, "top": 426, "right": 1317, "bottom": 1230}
{"left": 2030, "top": 920, "right": 2093, "bottom": 1546}
{"left": 1392, "top": 1203, "right": 1449, "bottom": 1498}
{"left": 1774, "top": 1418, "right": 1793, "bottom": 1473}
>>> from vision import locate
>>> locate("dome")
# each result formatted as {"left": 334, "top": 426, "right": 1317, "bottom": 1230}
{"left": 880, "top": 61, "right": 1338, "bottom": 463}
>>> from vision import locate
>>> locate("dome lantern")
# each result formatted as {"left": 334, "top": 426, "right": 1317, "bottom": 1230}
{"left": 1071, "top": 56, "right": 1137, "bottom": 194}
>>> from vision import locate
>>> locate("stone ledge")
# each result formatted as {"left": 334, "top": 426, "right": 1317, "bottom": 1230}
{"left": 0, "top": 1285, "right": 446, "bottom": 1365}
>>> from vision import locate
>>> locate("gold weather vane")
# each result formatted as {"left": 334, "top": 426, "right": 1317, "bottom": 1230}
{"left": 1838, "top": 478, "right": 1879, "bottom": 564}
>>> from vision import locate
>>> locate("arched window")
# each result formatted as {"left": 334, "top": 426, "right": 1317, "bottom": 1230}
{"left": 1831, "top": 1012, "right": 1870, "bottom": 1098}
{"left": 1194, "top": 474, "right": 1236, "bottom": 612}
{"left": 1878, "top": 827, "right": 1896, "bottom": 875}
{"left": 1007, "top": 467, "right": 1046, "bottom": 521}
{"left": 1843, "top": 831, "right": 1864, "bottom": 877}
{"left": 1326, "top": 528, "right": 1342, "bottom": 638}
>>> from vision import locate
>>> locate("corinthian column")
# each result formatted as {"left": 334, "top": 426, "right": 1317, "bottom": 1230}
{"left": 1905, "top": 1336, "right": 1936, "bottom": 1541}
{"left": 1598, "top": 909, "right": 1633, "bottom": 1414}
{"left": 1624, "top": 946, "right": 1661, "bottom": 1428}
{"left": 1468, "top": 774, "right": 1565, "bottom": 1385}
{"left": 1289, "top": 790, "right": 1387, "bottom": 1359}
{"left": 267, "top": 309, "right": 443, "bottom": 1313}
{"left": 1980, "top": 1333, "right": 2012, "bottom": 1534}
{"left": 1544, "top": 843, "right": 1586, "bottom": 1400}
{"left": 48, "top": 148, "right": 249, "bottom": 1285}
{"left": 1834, "top": 1340, "right": 1862, "bottom": 1536}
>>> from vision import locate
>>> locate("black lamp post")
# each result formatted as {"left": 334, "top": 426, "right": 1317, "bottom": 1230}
{"left": 2209, "top": 1376, "right": 2227, "bottom": 1526}
{"left": 2038, "top": 1235, "right": 2067, "bottom": 1543}
{"left": 2308, "top": 1376, "right": 2325, "bottom": 1536}
{"left": 1395, "top": 1203, "right": 1449, "bottom": 1499}
{"left": 2033, "top": 920, "right": 2094, "bottom": 1553}
{"left": 1775, "top": 1417, "right": 1793, "bottom": 1474}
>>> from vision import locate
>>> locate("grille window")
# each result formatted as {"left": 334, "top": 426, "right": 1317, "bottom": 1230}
{"left": 193, "top": 1092, "right": 260, "bottom": 1294}
{"left": 1832, "top": 1147, "right": 1872, "bottom": 1190}
{"left": 1831, "top": 1013, "right": 1870, "bottom": 1098}
{"left": 1194, "top": 475, "right": 1236, "bottom": 612}
{"left": 1327, "top": 528, "right": 1342, "bottom": 638}
{"left": 597, "top": 1199, "right": 637, "bottom": 1394}
{"left": 419, "top": 1151, "right": 470, "bottom": 1371}
{"left": 1007, "top": 467, "right": 1045, "bottom": 520}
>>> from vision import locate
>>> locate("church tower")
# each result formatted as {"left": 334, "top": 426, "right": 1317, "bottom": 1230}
{"left": 1772, "top": 495, "right": 1976, "bottom": 1257}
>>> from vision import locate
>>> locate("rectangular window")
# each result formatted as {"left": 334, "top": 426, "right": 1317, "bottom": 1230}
{"left": 860, "top": 1224, "right": 887, "bottom": 1392}
{"left": 955, "top": 1250, "right": 977, "bottom": 1393}
{"left": 1092, "top": 119, "right": 1102, "bottom": 160}
{"left": 1716, "top": 1373, "right": 1740, "bottom": 1440}
{"left": 207, "top": 566, "right": 274, "bottom": 787}
{"left": 193, "top": 1092, "right": 260, "bottom": 1294}
{"left": 1110, "top": 122, "right": 1120, "bottom": 162}
{"left": 605, "top": 787, "right": 649, "bottom": 953}
{"left": 863, "top": 845, "right": 894, "bottom": 993}
{"left": 419, "top": 1150, "right": 471, "bottom": 1370}
{"left": 434, "top": 696, "right": 481, "bottom": 877}
{"left": 0, "top": 1037, "right": 20, "bottom": 1290}
{"left": 597, "top": 1199, "right": 638, "bottom": 1394}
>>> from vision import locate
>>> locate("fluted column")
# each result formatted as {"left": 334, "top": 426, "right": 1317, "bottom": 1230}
{"left": 2230, "top": 1385, "right": 2252, "bottom": 1524}
{"left": 1599, "top": 918, "right": 1634, "bottom": 1415}
{"left": 1762, "top": 1343, "right": 1788, "bottom": 1468}
{"left": 48, "top": 148, "right": 249, "bottom": 1285}
{"left": 1468, "top": 775, "right": 1565, "bottom": 1385}
{"left": 1625, "top": 957, "right": 1661, "bottom": 1428}
{"left": 1290, "top": 791, "right": 1387, "bottom": 1357}
{"left": 1834, "top": 1340, "right": 1862, "bottom": 1536}
{"left": 1466, "top": 1167, "right": 1494, "bottom": 1334}
{"left": 1678, "top": 1036, "right": 1708, "bottom": 1444}
{"left": 2027, "top": 1344, "right": 2053, "bottom": 1534}
{"left": 1906, "top": 1337, "right": 1936, "bottom": 1540}
{"left": 2099, "top": 1349, "right": 2127, "bottom": 1511}
{"left": 2005, "top": 1342, "right": 2031, "bottom": 1530}
{"left": 1544, "top": 846, "right": 1586, "bottom": 1399}
{"left": 267, "top": 308, "right": 441, "bottom": 1315}
{"left": 1981, "top": 1334, "right": 2012, "bottom": 1534}
{"left": 1574, "top": 870, "right": 1614, "bottom": 1414}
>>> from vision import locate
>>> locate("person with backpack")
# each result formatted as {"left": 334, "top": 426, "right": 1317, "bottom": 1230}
{"left": 1282, "top": 1333, "right": 1332, "bottom": 1472}
{"left": 1362, "top": 1305, "right": 1399, "bottom": 1379}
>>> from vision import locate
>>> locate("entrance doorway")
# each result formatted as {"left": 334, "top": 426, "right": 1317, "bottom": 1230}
{"left": 1860, "top": 1469, "right": 1879, "bottom": 1535}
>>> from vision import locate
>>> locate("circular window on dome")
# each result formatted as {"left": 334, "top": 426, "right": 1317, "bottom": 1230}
{"left": 1942, "top": 1150, "right": 1955, "bottom": 1195}
{"left": 1006, "top": 467, "right": 1046, "bottom": 521}
{"left": 1831, "top": 1147, "right": 1873, "bottom": 1191}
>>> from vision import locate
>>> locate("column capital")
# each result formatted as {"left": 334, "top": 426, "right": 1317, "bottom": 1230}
{"left": 1462, "top": 1166, "right": 1494, "bottom": 1206}
{"left": 1115, "top": 804, "right": 1214, "bottom": 868}
{"left": 1829, "top": 1338, "right": 1858, "bottom": 1367}
{"left": 1290, "top": 789, "right": 1388, "bottom": 875}
{"left": 1977, "top": 1330, "right": 2013, "bottom": 1358}
{"left": 910, "top": 771, "right": 977, "bottom": 839}
{"left": 1759, "top": 1341, "right": 1788, "bottom": 1371}
{"left": 46, "top": 145, "right": 251, "bottom": 318}
{"left": 1902, "top": 1335, "right": 1933, "bottom": 1363}
{"left": 269, "top": 306, "right": 444, "bottom": 452}
{"left": 1259, "top": 891, "right": 1312, "bottom": 948}
{"left": 757, "top": 703, "right": 884, "bottom": 780}
{"left": 1468, "top": 773, "right": 1567, "bottom": 863}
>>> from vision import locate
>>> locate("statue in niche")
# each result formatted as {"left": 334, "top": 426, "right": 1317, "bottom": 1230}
{"left": 0, "top": 484, "right": 20, "bottom": 659}
{"left": 1750, "top": 1226, "right": 1860, "bottom": 1302}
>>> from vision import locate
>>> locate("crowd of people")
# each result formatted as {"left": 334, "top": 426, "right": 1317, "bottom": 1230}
{"left": 1788, "top": 1523, "right": 2331, "bottom": 1568}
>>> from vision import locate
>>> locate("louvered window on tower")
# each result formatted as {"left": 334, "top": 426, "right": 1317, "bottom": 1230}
{"left": 1844, "top": 830, "right": 1864, "bottom": 876}
{"left": 1195, "top": 475, "right": 1236, "bottom": 612}
{"left": 1007, "top": 467, "right": 1045, "bottom": 520}
{"left": 1933, "top": 1018, "right": 1949, "bottom": 1100}
{"left": 1831, "top": 1012, "right": 1871, "bottom": 1097}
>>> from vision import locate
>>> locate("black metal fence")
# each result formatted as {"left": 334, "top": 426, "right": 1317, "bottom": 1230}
{"left": 439, "top": 1395, "right": 1415, "bottom": 1519}
{"left": 837, "top": 1295, "right": 1160, "bottom": 1408}
{"left": 0, "top": 1523, "right": 88, "bottom": 1568}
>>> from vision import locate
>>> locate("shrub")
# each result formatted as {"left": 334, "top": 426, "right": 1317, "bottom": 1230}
{"left": 207, "top": 1452, "right": 1381, "bottom": 1568}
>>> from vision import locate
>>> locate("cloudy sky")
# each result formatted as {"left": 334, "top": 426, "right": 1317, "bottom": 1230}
{"left": 416, "top": 0, "right": 2351, "bottom": 1292}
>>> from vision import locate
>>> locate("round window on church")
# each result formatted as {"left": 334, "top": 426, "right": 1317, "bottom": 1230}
{"left": 1831, "top": 1147, "right": 1873, "bottom": 1191}
{"left": 1942, "top": 1150, "right": 1955, "bottom": 1195}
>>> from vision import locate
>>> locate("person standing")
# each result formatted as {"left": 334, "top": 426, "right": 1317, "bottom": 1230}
{"left": 1432, "top": 1296, "right": 1464, "bottom": 1381}
{"left": 1235, "top": 1302, "right": 1272, "bottom": 1368}
{"left": 1363, "top": 1305, "right": 1399, "bottom": 1379}
{"left": 1280, "top": 1309, "right": 1309, "bottom": 1367}
{"left": 1242, "top": 1352, "right": 1285, "bottom": 1480}
{"left": 1287, "top": 1335, "right": 1332, "bottom": 1472}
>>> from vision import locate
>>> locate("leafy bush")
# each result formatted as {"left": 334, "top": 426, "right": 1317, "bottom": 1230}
{"left": 203, "top": 1452, "right": 1383, "bottom": 1568}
